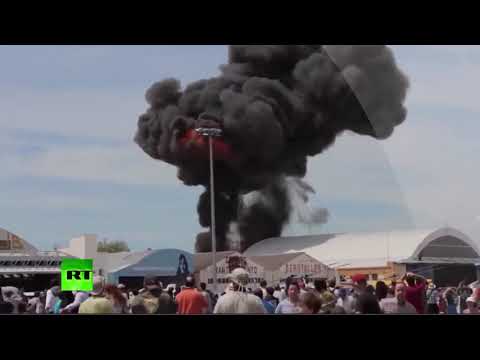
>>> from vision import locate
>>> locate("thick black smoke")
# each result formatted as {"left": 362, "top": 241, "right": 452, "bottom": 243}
{"left": 135, "top": 45, "right": 409, "bottom": 253}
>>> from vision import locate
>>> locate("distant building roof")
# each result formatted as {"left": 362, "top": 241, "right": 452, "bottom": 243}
{"left": 109, "top": 249, "right": 193, "bottom": 278}
{"left": 248, "top": 253, "right": 307, "bottom": 271}
{"left": 102, "top": 250, "right": 154, "bottom": 273}
{"left": 194, "top": 251, "right": 237, "bottom": 272}
{"left": 0, "top": 228, "right": 38, "bottom": 254}
{"left": 244, "top": 227, "right": 480, "bottom": 269}
{"left": 0, "top": 267, "right": 60, "bottom": 274}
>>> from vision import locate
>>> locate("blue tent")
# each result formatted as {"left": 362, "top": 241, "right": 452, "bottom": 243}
{"left": 107, "top": 249, "right": 193, "bottom": 285}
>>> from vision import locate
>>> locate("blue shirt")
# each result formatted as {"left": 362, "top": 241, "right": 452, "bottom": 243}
{"left": 275, "top": 298, "right": 302, "bottom": 314}
{"left": 262, "top": 300, "right": 275, "bottom": 314}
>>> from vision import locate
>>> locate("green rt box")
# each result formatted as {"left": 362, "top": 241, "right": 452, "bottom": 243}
{"left": 61, "top": 258, "right": 94, "bottom": 292}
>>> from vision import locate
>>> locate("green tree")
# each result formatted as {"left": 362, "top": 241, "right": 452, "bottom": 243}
{"left": 97, "top": 238, "right": 130, "bottom": 253}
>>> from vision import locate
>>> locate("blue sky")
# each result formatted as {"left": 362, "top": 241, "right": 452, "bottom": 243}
{"left": 1, "top": 45, "right": 479, "bottom": 251}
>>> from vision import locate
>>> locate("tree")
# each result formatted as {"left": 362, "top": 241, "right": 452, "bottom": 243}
{"left": 97, "top": 238, "right": 130, "bottom": 253}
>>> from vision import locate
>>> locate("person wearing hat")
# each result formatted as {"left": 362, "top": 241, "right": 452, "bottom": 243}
{"left": 463, "top": 296, "right": 479, "bottom": 314}
{"left": 78, "top": 276, "right": 114, "bottom": 314}
{"left": 117, "top": 284, "right": 129, "bottom": 302}
{"left": 349, "top": 274, "right": 369, "bottom": 313}
{"left": 130, "top": 276, "right": 176, "bottom": 314}
{"left": 213, "top": 268, "right": 266, "bottom": 314}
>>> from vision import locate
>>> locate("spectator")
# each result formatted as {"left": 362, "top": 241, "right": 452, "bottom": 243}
{"left": 456, "top": 281, "right": 472, "bottom": 314}
{"left": 259, "top": 280, "right": 268, "bottom": 298}
{"left": 2, "top": 287, "right": 23, "bottom": 314}
{"left": 213, "top": 268, "right": 266, "bottom": 314}
{"left": 444, "top": 287, "right": 458, "bottom": 315}
{"left": 351, "top": 274, "right": 368, "bottom": 311}
{"left": 438, "top": 288, "right": 447, "bottom": 314}
{"left": 299, "top": 291, "right": 322, "bottom": 314}
{"left": 199, "top": 282, "right": 214, "bottom": 314}
{"left": 366, "top": 285, "right": 375, "bottom": 295}
{"left": 463, "top": 296, "right": 478, "bottom": 315}
{"left": 380, "top": 284, "right": 416, "bottom": 314}
{"left": 426, "top": 283, "right": 440, "bottom": 314}
{"left": 104, "top": 284, "right": 129, "bottom": 314}
{"left": 53, "top": 291, "right": 74, "bottom": 314}
{"left": 264, "top": 287, "right": 279, "bottom": 309}
{"left": 336, "top": 287, "right": 355, "bottom": 314}
{"left": 351, "top": 274, "right": 380, "bottom": 314}
{"left": 275, "top": 281, "right": 302, "bottom": 314}
{"left": 79, "top": 276, "right": 114, "bottom": 314}
{"left": 27, "top": 291, "right": 46, "bottom": 314}
{"left": 328, "top": 279, "right": 337, "bottom": 293}
{"left": 273, "top": 284, "right": 286, "bottom": 302}
{"left": 375, "top": 281, "right": 389, "bottom": 302}
{"left": 314, "top": 279, "right": 336, "bottom": 313}
{"left": 45, "top": 279, "right": 61, "bottom": 314}
{"left": 167, "top": 286, "right": 175, "bottom": 300}
{"left": 117, "top": 284, "right": 129, "bottom": 302}
{"left": 62, "top": 291, "right": 89, "bottom": 314}
{"left": 176, "top": 276, "right": 208, "bottom": 315}
{"left": 130, "top": 276, "right": 176, "bottom": 314}
{"left": 357, "top": 292, "right": 382, "bottom": 314}
{"left": 253, "top": 288, "right": 275, "bottom": 314}
{"left": 297, "top": 279, "right": 308, "bottom": 295}
{"left": 401, "top": 272, "right": 427, "bottom": 314}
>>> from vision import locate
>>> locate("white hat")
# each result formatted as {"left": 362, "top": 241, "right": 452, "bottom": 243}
{"left": 117, "top": 284, "right": 126, "bottom": 289}
{"left": 228, "top": 268, "right": 250, "bottom": 286}
{"left": 466, "top": 296, "right": 477, "bottom": 304}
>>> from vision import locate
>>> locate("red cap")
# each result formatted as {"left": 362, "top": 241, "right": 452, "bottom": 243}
{"left": 351, "top": 274, "right": 367, "bottom": 283}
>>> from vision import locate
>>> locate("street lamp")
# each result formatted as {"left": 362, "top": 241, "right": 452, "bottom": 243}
{"left": 195, "top": 126, "right": 223, "bottom": 295}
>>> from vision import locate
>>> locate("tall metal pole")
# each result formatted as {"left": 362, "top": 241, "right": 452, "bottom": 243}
{"left": 209, "top": 136, "right": 217, "bottom": 295}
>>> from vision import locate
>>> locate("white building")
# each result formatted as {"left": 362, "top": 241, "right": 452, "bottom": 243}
{"left": 58, "top": 234, "right": 150, "bottom": 277}
{"left": 244, "top": 227, "right": 480, "bottom": 286}
{"left": 194, "top": 251, "right": 334, "bottom": 293}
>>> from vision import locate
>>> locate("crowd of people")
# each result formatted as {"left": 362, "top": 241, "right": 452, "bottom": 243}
{"left": 0, "top": 269, "right": 479, "bottom": 315}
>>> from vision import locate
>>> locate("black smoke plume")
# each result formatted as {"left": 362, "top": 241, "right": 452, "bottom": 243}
{"left": 135, "top": 45, "right": 409, "bottom": 253}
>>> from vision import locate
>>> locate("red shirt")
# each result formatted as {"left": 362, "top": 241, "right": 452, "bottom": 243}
{"left": 405, "top": 282, "right": 426, "bottom": 314}
{"left": 175, "top": 288, "right": 208, "bottom": 315}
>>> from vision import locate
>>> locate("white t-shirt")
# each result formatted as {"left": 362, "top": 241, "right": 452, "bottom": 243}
{"left": 336, "top": 296, "right": 355, "bottom": 314}
{"left": 380, "top": 298, "right": 417, "bottom": 314}
{"left": 28, "top": 297, "right": 45, "bottom": 314}
{"left": 45, "top": 289, "right": 59, "bottom": 313}
{"left": 275, "top": 298, "right": 302, "bottom": 314}
{"left": 261, "top": 287, "right": 268, "bottom": 299}
{"left": 213, "top": 292, "right": 267, "bottom": 314}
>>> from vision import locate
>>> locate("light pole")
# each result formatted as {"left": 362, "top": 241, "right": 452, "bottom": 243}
{"left": 195, "top": 127, "right": 223, "bottom": 295}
